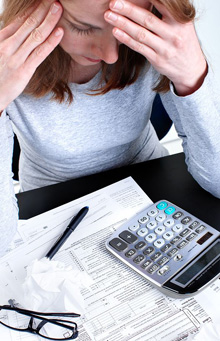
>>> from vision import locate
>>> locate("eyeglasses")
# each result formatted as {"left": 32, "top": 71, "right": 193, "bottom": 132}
{"left": 0, "top": 300, "right": 80, "bottom": 340}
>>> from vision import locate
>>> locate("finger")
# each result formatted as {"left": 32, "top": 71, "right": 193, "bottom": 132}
{"left": 105, "top": 10, "right": 163, "bottom": 53}
{"left": 6, "top": 0, "right": 57, "bottom": 54}
{"left": 12, "top": 2, "right": 62, "bottom": 66}
{"left": 23, "top": 27, "right": 64, "bottom": 75}
{"left": 112, "top": 27, "right": 157, "bottom": 64}
{"left": 108, "top": 0, "right": 171, "bottom": 38}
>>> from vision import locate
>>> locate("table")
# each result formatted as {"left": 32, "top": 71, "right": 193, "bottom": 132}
{"left": 16, "top": 152, "right": 220, "bottom": 231}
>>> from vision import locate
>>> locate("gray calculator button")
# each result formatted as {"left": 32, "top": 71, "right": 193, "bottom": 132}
{"left": 157, "top": 265, "right": 170, "bottom": 276}
{"left": 151, "top": 251, "right": 162, "bottom": 261}
{"left": 189, "top": 221, "right": 200, "bottom": 229}
{"left": 180, "top": 228, "right": 191, "bottom": 237}
{"left": 135, "top": 241, "right": 146, "bottom": 250}
{"left": 125, "top": 249, "right": 136, "bottom": 258}
{"left": 164, "top": 219, "right": 175, "bottom": 228}
{"left": 156, "top": 213, "right": 166, "bottom": 222}
{"left": 148, "top": 209, "right": 158, "bottom": 217}
{"left": 128, "top": 222, "right": 140, "bottom": 232}
{"left": 147, "top": 264, "right": 160, "bottom": 274}
{"left": 141, "top": 259, "right": 152, "bottom": 269}
{"left": 119, "top": 231, "right": 137, "bottom": 244}
{"left": 161, "top": 243, "right": 172, "bottom": 253}
{"left": 157, "top": 256, "right": 169, "bottom": 266}
{"left": 143, "top": 246, "right": 155, "bottom": 255}
{"left": 172, "top": 211, "right": 183, "bottom": 219}
{"left": 177, "top": 240, "right": 188, "bottom": 249}
{"left": 195, "top": 225, "right": 207, "bottom": 234}
{"left": 133, "top": 254, "right": 145, "bottom": 264}
{"left": 170, "top": 235, "right": 182, "bottom": 245}
{"left": 145, "top": 233, "right": 157, "bottom": 243}
{"left": 186, "top": 232, "right": 197, "bottom": 242}
{"left": 181, "top": 216, "right": 192, "bottom": 225}
{"left": 138, "top": 216, "right": 149, "bottom": 225}
{"left": 147, "top": 220, "right": 157, "bottom": 230}
{"left": 109, "top": 238, "right": 127, "bottom": 252}
{"left": 167, "top": 248, "right": 178, "bottom": 257}
{"left": 137, "top": 227, "right": 148, "bottom": 237}
{"left": 174, "top": 254, "right": 183, "bottom": 262}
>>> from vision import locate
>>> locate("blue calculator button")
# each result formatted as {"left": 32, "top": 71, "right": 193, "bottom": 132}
{"left": 165, "top": 206, "right": 176, "bottom": 215}
{"left": 156, "top": 201, "right": 168, "bottom": 210}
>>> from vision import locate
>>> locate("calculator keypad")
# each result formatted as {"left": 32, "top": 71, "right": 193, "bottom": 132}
{"left": 106, "top": 200, "right": 219, "bottom": 286}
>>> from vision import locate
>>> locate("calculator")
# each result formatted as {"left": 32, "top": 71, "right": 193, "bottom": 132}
{"left": 106, "top": 200, "right": 220, "bottom": 297}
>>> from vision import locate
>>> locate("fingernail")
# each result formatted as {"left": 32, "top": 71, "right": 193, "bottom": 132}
{"left": 112, "top": 0, "right": 123, "bottom": 10}
{"left": 106, "top": 12, "right": 118, "bottom": 21}
{"left": 51, "top": 3, "right": 60, "bottom": 14}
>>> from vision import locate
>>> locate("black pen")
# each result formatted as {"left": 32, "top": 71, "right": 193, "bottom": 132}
{"left": 45, "top": 206, "right": 89, "bottom": 260}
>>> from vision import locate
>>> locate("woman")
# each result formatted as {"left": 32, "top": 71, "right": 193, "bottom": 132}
{"left": 0, "top": 0, "right": 219, "bottom": 256}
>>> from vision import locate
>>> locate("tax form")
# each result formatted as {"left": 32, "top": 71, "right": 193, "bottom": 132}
{"left": 0, "top": 177, "right": 219, "bottom": 341}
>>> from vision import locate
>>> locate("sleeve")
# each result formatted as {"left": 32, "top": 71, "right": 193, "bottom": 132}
{"left": 160, "top": 66, "right": 220, "bottom": 199}
{"left": 0, "top": 110, "right": 18, "bottom": 257}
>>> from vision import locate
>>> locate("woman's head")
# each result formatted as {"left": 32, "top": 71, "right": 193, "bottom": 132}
{"left": 0, "top": 0, "right": 196, "bottom": 103}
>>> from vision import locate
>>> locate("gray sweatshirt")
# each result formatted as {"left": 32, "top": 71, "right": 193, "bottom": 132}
{"left": 0, "top": 64, "right": 220, "bottom": 256}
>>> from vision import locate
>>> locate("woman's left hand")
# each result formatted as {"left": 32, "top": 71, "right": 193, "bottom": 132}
{"left": 104, "top": 0, "right": 207, "bottom": 96}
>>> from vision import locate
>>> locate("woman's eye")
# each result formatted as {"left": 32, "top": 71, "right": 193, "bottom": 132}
{"left": 68, "top": 23, "right": 94, "bottom": 36}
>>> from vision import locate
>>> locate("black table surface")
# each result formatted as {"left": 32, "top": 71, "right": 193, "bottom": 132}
{"left": 16, "top": 152, "right": 220, "bottom": 231}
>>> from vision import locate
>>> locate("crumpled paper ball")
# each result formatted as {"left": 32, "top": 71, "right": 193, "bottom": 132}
{"left": 14, "top": 257, "right": 92, "bottom": 314}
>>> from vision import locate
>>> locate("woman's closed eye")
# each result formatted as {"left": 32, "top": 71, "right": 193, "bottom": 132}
{"left": 68, "top": 22, "right": 94, "bottom": 36}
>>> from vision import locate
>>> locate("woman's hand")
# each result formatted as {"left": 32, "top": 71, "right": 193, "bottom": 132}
{"left": 0, "top": 0, "right": 64, "bottom": 112}
{"left": 104, "top": 0, "right": 207, "bottom": 96}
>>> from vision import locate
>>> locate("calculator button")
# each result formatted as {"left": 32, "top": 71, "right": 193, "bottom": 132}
{"left": 164, "top": 219, "right": 175, "bottom": 228}
{"left": 147, "top": 264, "right": 160, "bottom": 274}
{"left": 174, "top": 254, "right": 183, "bottom": 262}
{"left": 135, "top": 241, "right": 146, "bottom": 250}
{"left": 145, "top": 233, "right": 157, "bottom": 243}
{"left": 170, "top": 235, "right": 182, "bottom": 245}
{"left": 138, "top": 216, "right": 149, "bottom": 225}
{"left": 141, "top": 260, "right": 152, "bottom": 269}
{"left": 157, "top": 256, "right": 169, "bottom": 266}
{"left": 165, "top": 206, "right": 176, "bottom": 215}
{"left": 137, "top": 227, "right": 148, "bottom": 237}
{"left": 172, "top": 224, "right": 183, "bottom": 233}
{"left": 186, "top": 232, "right": 197, "bottom": 242}
{"left": 161, "top": 243, "right": 172, "bottom": 253}
{"left": 154, "top": 238, "right": 165, "bottom": 249}
{"left": 181, "top": 216, "right": 192, "bottom": 225}
{"left": 151, "top": 252, "right": 162, "bottom": 261}
{"left": 125, "top": 249, "right": 136, "bottom": 258}
{"left": 155, "top": 226, "right": 166, "bottom": 235}
{"left": 148, "top": 209, "right": 158, "bottom": 217}
{"left": 177, "top": 240, "right": 188, "bottom": 249}
{"left": 180, "top": 228, "right": 191, "bottom": 237}
{"left": 119, "top": 231, "right": 137, "bottom": 244}
{"left": 189, "top": 221, "right": 200, "bottom": 230}
{"left": 163, "top": 231, "right": 174, "bottom": 241}
{"left": 109, "top": 238, "right": 127, "bottom": 252}
{"left": 167, "top": 248, "right": 178, "bottom": 257}
{"left": 156, "top": 201, "right": 168, "bottom": 210}
{"left": 157, "top": 265, "right": 170, "bottom": 276}
{"left": 133, "top": 254, "right": 145, "bottom": 264}
{"left": 146, "top": 220, "right": 157, "bottom": 230}
{"left": 128, "top": 222, "right": 140, "bottom": 232}
{"left": 173, "top": 211, "right": 183, "bottom": 219}
{"left": 195, "top": 225, "right": 207, "bottom": 234}
{"left": 156, "top": 214, "right": 166, "bottom": 222}
{"left": 143, "top": 246, "right": 155, "bottom": 255}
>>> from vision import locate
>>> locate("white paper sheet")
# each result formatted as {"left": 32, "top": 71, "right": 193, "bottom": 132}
{"left": 0, "top": 177, "right": 219, "bottom": 341}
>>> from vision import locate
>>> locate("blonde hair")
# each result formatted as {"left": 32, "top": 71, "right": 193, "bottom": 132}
{"left": 0, "top": 0, "right": 196, "bottom": 103}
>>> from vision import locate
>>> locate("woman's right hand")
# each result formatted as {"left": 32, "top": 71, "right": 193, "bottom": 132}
{"left": 0, "top": 0, "right": 64, "bottom": 112}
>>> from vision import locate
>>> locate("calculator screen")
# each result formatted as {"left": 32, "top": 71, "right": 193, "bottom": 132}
{"left": 174, "top": 240, "right": 219, "bottom": 287}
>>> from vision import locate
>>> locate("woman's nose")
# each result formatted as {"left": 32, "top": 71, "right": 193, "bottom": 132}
{"left": 93, "top": 34, "right": 119, "bottom": 64}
